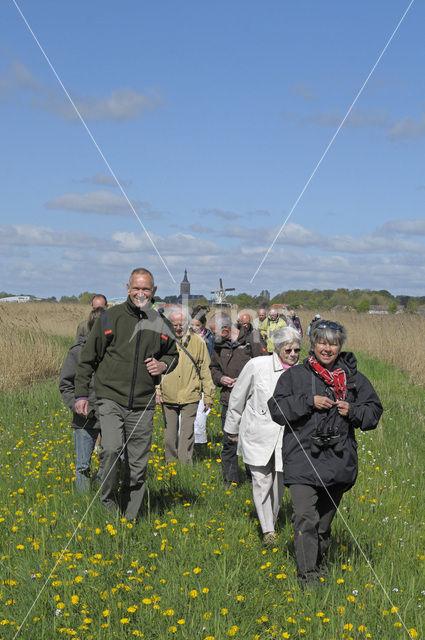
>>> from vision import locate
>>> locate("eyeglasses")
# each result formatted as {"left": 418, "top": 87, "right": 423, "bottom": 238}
{"left": 283, "top": 347, "right": 301, "bottom": 354}
{"left": 316, "top": 321, "right": 342, "bottom": 330}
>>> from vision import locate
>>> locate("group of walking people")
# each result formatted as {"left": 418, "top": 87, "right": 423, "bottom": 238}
{"left": 59, "top": 269, "right": 383, "bottom": 586}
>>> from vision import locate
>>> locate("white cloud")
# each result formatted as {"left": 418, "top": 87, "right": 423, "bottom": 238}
{"left": 221, "top": 221, "right": 322, "bottom": 246}
{"left": 292, "top": 82, "right": 317, "bottom": 102}
{"left": 387, "top": 113, "right": 425, "bottom": 140}
{"left": 2, "top": 60, "right": 163, "bottom": 122}
{"left": 45, "top": 190, "right": 159, "bottom": 218}
{"left": 189, "top": 223, "right": 214, "bottom": 233}
{"left": 200, "top": 208, "right": 240, "bottom": 220}
{"left": 51, "top": 88, "right": 163, "bottom": 122}
{"left": 303, "top": 108, "right": 389, "bottom": 129}
{"left": 80, "top": 173, "right": 132, "bottom": 188}
{"left": 378, "top": 219, "right": 425, "bottom": 236}
{"left": 111, "top": 231, "right": 220, "bottom": 256}
{"left": 0, "top": 224, "right": 100, "bottom": 248}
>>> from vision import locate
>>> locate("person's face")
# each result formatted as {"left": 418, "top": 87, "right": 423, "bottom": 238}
{"left": 190, "top": 318, "right": 203, "bottom": 334}
{"left": 258, "top": 309, "right": 266, "bottom": 322}
{"left": 92, "top": 296, "right": 107, "bottom": 309}
{"left": 269, "top": 309, "right": 278, "bottom": 321}
{"left": 290, "top": 310, "right": 296, "bottom": 319}
{"left": 127, "top": 273, "right": 157, "bottom": 308}
{"left": 211, "top": 320, "right": 231, "bottom": 342}
{"left": 314, "top": 339, "right": 340, "bottom": 369}
{"left": 239, "top": 313, "right": 251, "bottom": 330}
{"left": 278, "top": 341, "right": 301, "bottom": 366}
{"left": 170, "top": 312, "right": 188, "bottom": 339}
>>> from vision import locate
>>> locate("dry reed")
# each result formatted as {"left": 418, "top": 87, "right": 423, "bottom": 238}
{"left": 0, "top": 303, "right": 89, "bottom": 390}
{"left": 1, "top": 302, "right": 424, "bottom": 390}
{"left": 299, "top": 310, "right": 425, "bottom": 386}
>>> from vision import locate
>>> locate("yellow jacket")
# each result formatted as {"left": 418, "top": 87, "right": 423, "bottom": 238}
{"left": 159, "top": 332, "right": 216, "bottom": 405}
{"left": 260, "top": 316, "right": 288, "bottom": 353}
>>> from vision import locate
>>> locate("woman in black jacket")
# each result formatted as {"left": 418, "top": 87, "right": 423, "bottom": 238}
{"left": 268, "top": 320, "right": 383, "bottom": 586}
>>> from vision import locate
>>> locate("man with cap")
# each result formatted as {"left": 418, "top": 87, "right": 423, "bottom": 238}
{"left": 307, "top": 314, "right": 321, "bottom": 336}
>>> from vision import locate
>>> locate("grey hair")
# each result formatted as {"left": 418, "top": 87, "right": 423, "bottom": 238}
{"left": 273, "top": 326, "right": 302, "bottom": 352}
{"left": 310, "top": 322, "right": 347, "bottom": 350}
{"left": 166, "top": 305, "right": 191, "bottom": 323}
{"left": 209, "top": 312, "right": 232, "bottom": 328}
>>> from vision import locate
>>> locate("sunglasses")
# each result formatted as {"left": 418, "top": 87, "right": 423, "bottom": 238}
{"left": 283, "top": 347, "right": 301, "bottom": 354}
{"left": 316, "top": 321, "right": 342, "bottom": 330}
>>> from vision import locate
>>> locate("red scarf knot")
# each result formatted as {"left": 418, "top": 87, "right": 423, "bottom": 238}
{"left": 308, "top": 355, "right": 347, "bottom": 400}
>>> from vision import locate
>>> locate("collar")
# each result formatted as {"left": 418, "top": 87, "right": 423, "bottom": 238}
{"left": 272, "top": 351, "right": 285, "bottom": 372}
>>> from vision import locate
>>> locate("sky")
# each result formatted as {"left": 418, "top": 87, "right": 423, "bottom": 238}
{"left": 1, "top": 0, "right": 425, "bottom": 300}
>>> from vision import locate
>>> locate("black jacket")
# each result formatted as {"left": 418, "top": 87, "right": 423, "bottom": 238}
{"left": 210, "top": 325, "right": 267, "bottom": 407}
{"left": 268, "top": 352, "right": 383, "bottom": 487}
{"left": 59, "top": 333, "right": 99, "bottom": 429}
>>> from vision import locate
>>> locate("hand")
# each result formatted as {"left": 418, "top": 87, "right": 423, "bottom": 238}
{"left": 336, "top": 400, "right": 350, "bottom": 416}
{"left": 145, "top": 358, "right": 167, "bottom": 376}
{"left": 204, "top": 403, "right": 212, "bottom": 412}
{"left": 220, "top": 375, "right": 237, "bottom": 388}
{"left": 155, "top": 394, "right": 163, "bottom": 405}
{"left": 227, "top": 434, "right": 238, "bottom": 443}
{"left": 75, "top": 398, "right": 89, "bottom": 416}
{"left": 313, "top": 395, "right": 335, "bottom": 410}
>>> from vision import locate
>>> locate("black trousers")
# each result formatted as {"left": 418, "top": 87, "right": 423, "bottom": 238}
{"left": 220, "top": 406, "right": 239, "bottom": 483}
{"left": 289, "top": 483, "right": 345, "bottom": 581}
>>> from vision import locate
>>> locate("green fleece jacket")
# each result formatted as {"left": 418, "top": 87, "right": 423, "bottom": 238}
{"left": 74, "top": 298, "right": 178, "bottom": 409}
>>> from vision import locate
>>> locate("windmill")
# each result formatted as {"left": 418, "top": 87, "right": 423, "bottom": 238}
{"left": 210, "top": 278, "right": 235, "bottom": 307}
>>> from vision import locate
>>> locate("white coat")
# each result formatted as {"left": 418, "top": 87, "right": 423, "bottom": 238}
{"left": 224, "top": 353, "right": 290, "bottom": 469}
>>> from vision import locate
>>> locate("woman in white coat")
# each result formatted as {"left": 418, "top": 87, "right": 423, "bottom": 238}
{"left": 224, "top": 327, "right": 301, "bottom": 545}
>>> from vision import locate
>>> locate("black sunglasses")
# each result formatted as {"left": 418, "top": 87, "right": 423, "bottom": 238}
{"left": 283, "top": 347, "right": 301, "bottom": 354}
{"left": 316, "top": 321, "right": 342, "bottom": 330}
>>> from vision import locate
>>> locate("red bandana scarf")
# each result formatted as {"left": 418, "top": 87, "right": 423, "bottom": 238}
{"left": 308, "top": 355, "right": 347, "bottom": 400}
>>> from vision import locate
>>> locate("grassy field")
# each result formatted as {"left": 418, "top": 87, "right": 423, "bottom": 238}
{"left": 0, "top": 345, "right": 424, "bottom": 639}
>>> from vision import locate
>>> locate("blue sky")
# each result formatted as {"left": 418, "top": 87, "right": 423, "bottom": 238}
{"left": 1, "top": 0, "right": 425, "bottom": 300}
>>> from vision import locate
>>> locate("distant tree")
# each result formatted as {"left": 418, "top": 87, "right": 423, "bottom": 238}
{"left": 0, "top": 291, "right": 13, "bottom": 299}
{"left": 388, "top": 301, "right": 398, "bottom": 314}
{"left": 79, "top": 292, "right": 98, "bottom": 305}
{"left": 163, "top": 295, "right": 178, "bottom": 303}
{"left": 44, "top": 296, "right": 58, "bottom": 302}
{"left": 258, "top": 289, "right": 270, "bottom": 303}
{"left": 406, "top": 298, "right": 419, "bottom": 314}
{"left": 60, "top": 295, "right": 79, "bottom": 303}
{"left": 357, "top": 300, "right": 370, "bottom": 313}
{"left": 193, "top": 295, "right": 210, "bottom": 308}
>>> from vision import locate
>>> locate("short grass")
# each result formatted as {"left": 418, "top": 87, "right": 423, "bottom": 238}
{"left": 0, "top": 352, "right": 423, "bottom": 640}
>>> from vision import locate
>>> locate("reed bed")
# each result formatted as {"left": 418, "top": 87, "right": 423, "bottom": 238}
{"left": 1, "top": 302, "right": 424, "bottom": 390}
{"left": 298, "top": 310, "right": 425, "bottom": 386}
{"left": 0, "top": 303, "right": 88, "bottom": 391}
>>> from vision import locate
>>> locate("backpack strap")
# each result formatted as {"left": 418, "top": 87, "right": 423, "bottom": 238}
{"left": 101, "top": 311, "right": 113, "bottom": 344}
{"left": 179, "top": 335, "right": 201, "bottom": 379}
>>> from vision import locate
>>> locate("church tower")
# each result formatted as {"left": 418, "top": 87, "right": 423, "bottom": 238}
{"left": 180, "top": 269, "right": 190, "bottom": 298}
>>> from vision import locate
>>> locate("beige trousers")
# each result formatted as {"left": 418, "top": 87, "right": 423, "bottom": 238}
{"left": 163, "top": 402, "right": 199, "bottom": 465}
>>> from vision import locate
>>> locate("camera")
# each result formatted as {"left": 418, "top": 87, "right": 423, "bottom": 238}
{"left": 310, "top": 406, "right": 344, "bottom": 457}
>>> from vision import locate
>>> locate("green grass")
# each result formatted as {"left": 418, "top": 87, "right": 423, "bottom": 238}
{"left": 0, "top": 355, "right": 423, "bottom": 640}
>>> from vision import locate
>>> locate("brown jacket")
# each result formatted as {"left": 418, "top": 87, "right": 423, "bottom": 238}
{"left": 209, "top": 326, "right": 267, "bottom": 407}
